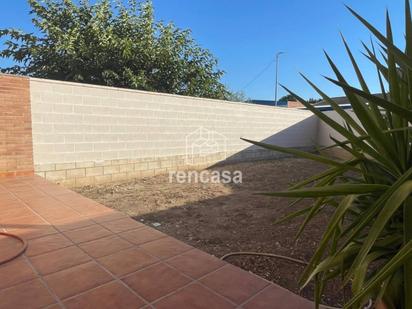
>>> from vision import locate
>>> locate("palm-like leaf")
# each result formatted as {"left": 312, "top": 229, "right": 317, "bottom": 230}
{"left": 245, "top": 2, "right": 412, "bottom": 308}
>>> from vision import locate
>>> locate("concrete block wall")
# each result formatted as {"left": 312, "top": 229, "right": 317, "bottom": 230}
{"left": 316, "top": 110, "right": 359, "bottom": 159}
{"left": 0, "top": 75, "right": 34, "bottom": 177}
{"left": 29, "top": 77, "right": 318, "bottom": 187}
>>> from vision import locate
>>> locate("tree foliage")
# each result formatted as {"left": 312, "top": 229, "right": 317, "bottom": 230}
{"left": 227, "top": 90, "right": 249, "bottom": 102}
{"left": 0, "top": 0, "right": 229, "bottom": 99}
{"left": 278, "top": 94, "right": 296, "bottom": 102}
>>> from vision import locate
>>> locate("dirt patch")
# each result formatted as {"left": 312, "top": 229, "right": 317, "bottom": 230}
{"left": 76, "top": 158, "right": 347, "bottom": 307}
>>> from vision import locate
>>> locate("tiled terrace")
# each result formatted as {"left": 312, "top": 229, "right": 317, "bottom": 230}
{"left": 0, "top": 175, "right": 316, "bottom": 309}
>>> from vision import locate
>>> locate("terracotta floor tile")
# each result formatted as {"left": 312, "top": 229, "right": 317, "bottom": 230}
{"left": 88, "top": 211, "right": 127, "bottom": 223}
{"left": 7, "top": 224, "right": 58, "bottom": 240}
{"left": 140, "top": 237, "right": 192, "bottom": 260}
{"left": 64, "top": 281, "right": 145, "bottom": 309}
{"left": 243, "top": 285, "right": 313, "bottom": 309}
{"left": 25, "top": 196, "right": 64, "bottom": 210}
{"left": 0, "top": 279, "right": 55, "bottom": 309}
{"left": 53, "top": 193, "right": 84, "bottom": 205}
{"left": 0, "top": 177, "right": 310, "bottom": 309}
{"left": 26, "top": 233, "right": 73, "bottom": 257}
{"left": 29, "top": 245, "right": 91, "bottom": 275}
{"left": 0, "top": 234, "right": 26, "bottom": 263}
{"left": 2, "top": 207, "right": 33, "bottom": 220}
{"left": 200, "top": 265, "right": 269, "bottom": 304}
{"left": 119, "top": 227, "right": 166, "bottom": 245}
{"left": 38, "top": 208, "right": 81, "bottom": 224}
{"left": 154, "top": 283, "right": 234, "bottom": 309}
{"left": 79, "top": 235, "right": 133, "bottom": 258}
{"left": 63, "top": 224, "right": 112, "bottom": 244}
{"left": 53, "top": 216, "right": 95, "bottom": 232}
{"left": 44, "top": 261, "right": 113, "bottom": 300}
{"left": 0, "top": 258, "right": 37, "bottom": 290}
{"left": 41, "top": 187, "right": 71, "bottom": 197}
{"left": 123, "top": 263, "right": 191, "bottom": 302}
{"left": 2, "top": 213, "right": 46, "bottom": 226}
{"left": 43, "top": 304, "right": 61, "bottom": 309}
{"left": 67, "top": 200, "right": 109, "bottom": 216}
{"left": 99, "top": 217, "right": 146, "bottom": 233}
{"left": 0, "top": 197, "right": 19, "bottom": 208}
{"left": 15, "top": 191, "right": 47, "bottom": 202}
{"left": 26, "top": 199, "right": 81, "bottom": 223}
{"left": 98, "top": 247, "right": 158, "bottom": 277}
{"left": 166, "top": 249, "right": 225, "bottom": 279}
{"left": 0, "top": 201, "right": 24, "bottom": 214}
{"left": 12, "top": 185, "right": 40, "bottom": 192}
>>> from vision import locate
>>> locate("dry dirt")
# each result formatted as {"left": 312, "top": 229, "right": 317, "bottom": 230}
{"left": 76, "top": 158, "right": 348, "bottom": 307}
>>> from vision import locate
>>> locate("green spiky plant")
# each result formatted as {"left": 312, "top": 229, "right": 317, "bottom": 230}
{"left": 243, "top": 2, "right": 412, "bottom": 308}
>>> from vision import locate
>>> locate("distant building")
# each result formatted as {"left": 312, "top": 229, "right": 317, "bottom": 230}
{"left": 313, "top": 94, "right": 384, "bottom": 111}
{"left": 287, "top": 100, "right": 304, "bottom": 108}
{"left": 312, "top": 96, "right": 352, "bottom": 111}
{"left": 248, "top": 94, "right": 384, "bottom": 111}
{"left": 315, "top": 96, "right": 351, "bottom": 106}
{"left": 247, "top": 99, "right": 287, "bottom": 107}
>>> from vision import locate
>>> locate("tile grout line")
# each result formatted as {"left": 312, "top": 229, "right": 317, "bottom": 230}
{"left": 50, "top": 186, "right": 268, "bottom": 308}
{"left": 28, "top": 180, "right": 108, "bottom": 220}
{"left": 2, "top": 180, "right": 149, "bottom": 307}
{"left": 63, "top": 246, "right": 152, "bottom": 307}
{"left": 143, "top": 261, "right": 239, "bottom": 307}
{"left": 22, "top": 255, "right": 65, "bottom": 308}
{"left": 0, "top": 182, "right": 66, "bottom": 308}
{"left": 1, "top": 178, "right": 285, "bottom": 308}
{"left": 145, "top": 245, "right": 281, "bottom": 307}
{"left": 236, "top": 284, "right": 274, "bottom": 308}
{"left": 0, "top": 183, "right": 56, "bottom": 236}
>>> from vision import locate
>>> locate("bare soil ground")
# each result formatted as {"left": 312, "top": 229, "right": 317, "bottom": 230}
{"left": 76, "top": 158, "right": 347, "bottom": 307}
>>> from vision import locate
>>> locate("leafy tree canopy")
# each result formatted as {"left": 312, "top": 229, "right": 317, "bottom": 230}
{"left": 278, "top": 94, "right": 296, "bottom": 102}
{"left": 227, "top": 90, "right": 249, "bottom": 102}
{"left": 307, "top": 98, "right": 322, "bottom": 103}
{"left": 0, "top": 0, "right": 230, "bottom": 99}
{"left": 278, "top": 94, "right": 321, "bottom": 104}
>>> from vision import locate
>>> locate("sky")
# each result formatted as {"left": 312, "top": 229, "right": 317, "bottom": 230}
{"left": 0, "top": 0, "right": 405, "bottom": 100}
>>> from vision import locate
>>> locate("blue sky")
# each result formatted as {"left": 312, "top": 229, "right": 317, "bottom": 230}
{"left": 0, "top": 0, "right": 405, "bottom": 100}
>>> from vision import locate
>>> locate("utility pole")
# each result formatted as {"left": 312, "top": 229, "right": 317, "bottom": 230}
{"left": 274, "top": 51, "right": 284, "bottom": 106}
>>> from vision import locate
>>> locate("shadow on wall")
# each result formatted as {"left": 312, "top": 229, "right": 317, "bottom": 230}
{"left": 212, "top": 115, "right": 319, "bottom": 166}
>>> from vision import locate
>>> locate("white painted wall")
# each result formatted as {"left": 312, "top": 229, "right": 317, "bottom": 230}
{"left": 30, "top": 78, "right": 318, "bottom": 166}
{"left": 316, "top": 110, "right": 360, "bottom": 146}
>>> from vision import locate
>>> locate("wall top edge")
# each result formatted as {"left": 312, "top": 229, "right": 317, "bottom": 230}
{"left": 0, "top": 73, "right": 30, "bottom": 80}
{"left": 7, "top": 73, "right": 313, "bottom": 114}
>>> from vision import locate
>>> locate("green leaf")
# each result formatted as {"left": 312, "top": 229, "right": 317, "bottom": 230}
{"left": 300, "top": 195, "right": 357, "bottom": 287}
{"left": 241, "top": 138, "right": 344, "bottom": 166}
{"left": 347, "top": 5, "right": 412, "bottom": 70}
{"left": 263, "top": 184, "right": 388, "bottom": 198}
{"left": 326, "top": 77, "right": 412, "bottom": 122}
{"left": 346, "top": 180, "right": 412, "bottom": 284}
{"left": 345, "top": 241, "right": 412, "bottom": 308}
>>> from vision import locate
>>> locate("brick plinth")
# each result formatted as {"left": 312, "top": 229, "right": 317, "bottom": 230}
{"left": 0, "top": 74, "right": 34, "bottom": 177}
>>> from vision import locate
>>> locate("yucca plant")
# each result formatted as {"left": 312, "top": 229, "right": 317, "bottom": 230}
{"left": 243, "top": 2, "right": 412, "bottom": 308}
